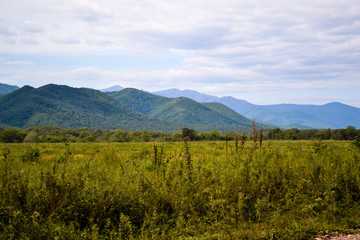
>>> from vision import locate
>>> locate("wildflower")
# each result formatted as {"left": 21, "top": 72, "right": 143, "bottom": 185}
{"left": 20, "top": 170, "right": 24, "bottom": 174}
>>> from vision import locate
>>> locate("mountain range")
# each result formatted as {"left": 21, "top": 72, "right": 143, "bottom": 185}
{"left": 154, "top": 89, "right": 360, "bottom": 129}
{"left": 0, "top": 84, "right": 179, "bottom": 131}
{"left": 0, "top": 84, "right": 255, "bottom": 133}
{"left": 107, "top": 88, "right": 254, "bottom": 127}
{"left": 1, "top": 82, "right": 359, "bottom": 130}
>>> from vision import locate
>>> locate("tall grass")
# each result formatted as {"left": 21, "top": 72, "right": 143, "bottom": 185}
{"left": 0, "top": 140, "right": 359, "bottom": 239}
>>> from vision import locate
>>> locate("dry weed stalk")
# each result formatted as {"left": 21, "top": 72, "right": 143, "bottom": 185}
{"left": 260, "top": 123, "right": 263, "bottom": 149}
{"left": 253, "top": 119, "right": 257, "bottom": 147}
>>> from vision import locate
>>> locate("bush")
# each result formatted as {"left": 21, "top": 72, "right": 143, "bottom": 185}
{"left": 352, "top": 135, "right": 360, "bottom": 150}
{"left": 20, "top": 145, "right": 40, "bottom": 163}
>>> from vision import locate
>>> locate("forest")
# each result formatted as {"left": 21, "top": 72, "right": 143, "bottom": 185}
{"left": 0, "top": 125, "right": 359, "bottom": 143}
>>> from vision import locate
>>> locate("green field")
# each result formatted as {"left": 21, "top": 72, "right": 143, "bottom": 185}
{"left": 1, "top": 140, "right": 360, "bottom": 239}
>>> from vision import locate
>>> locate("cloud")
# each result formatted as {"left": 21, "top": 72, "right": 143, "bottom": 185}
{"left": 0, "top": 57, "right": 35, "bottom": 66}
{"left": 20, "top": 21, "right": 44, "bottom": 33}
{"left": 0, "top": 0, "right": 359, "bottom": 106}
{"left": 51, "top": 1, "right": 109, "bottom": 22}
{"left": 50, "top": 34, "right": 81, "bottom": 44}
{"left": 0, "top": 24, "right": 15, "bottom": 36}
{"left": 20, "top": 38, "right": 38, "bottom": 45}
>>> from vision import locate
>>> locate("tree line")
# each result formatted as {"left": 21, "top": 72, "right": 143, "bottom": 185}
{"left": 0, "top": 125, "right": 359, "bottom": 143}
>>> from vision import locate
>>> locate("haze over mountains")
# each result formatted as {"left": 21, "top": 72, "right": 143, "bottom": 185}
{"left": 154, "top": 89, "right": 360, "bottom": 129}
{"left": 1, "top": 83, "right": 359, "bottom": 130}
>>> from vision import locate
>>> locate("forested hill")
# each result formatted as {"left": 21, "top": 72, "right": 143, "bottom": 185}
{"left": 107, "top": 88, "right": 254, "bottom": 127}
{"left": 0, "top": 83, "right": 19, "bottom": 95}
{"left": 0, "top": 84, "right": 259, "bottom": 133}
{"left": 0, "top": 84, "right": 186, "bottom": 132}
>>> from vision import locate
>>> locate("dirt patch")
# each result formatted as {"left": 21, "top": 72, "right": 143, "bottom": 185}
{"left": 315, "top": 230, "right": 360, "bottom": 240}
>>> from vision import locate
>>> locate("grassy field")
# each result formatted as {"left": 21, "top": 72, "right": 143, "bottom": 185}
{"left": 1, "top": 140, "right": 360, "bottom": 239}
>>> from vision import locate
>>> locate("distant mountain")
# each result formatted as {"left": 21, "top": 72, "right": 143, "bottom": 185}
{"left": 0, "top": 84, "right": 185, "bottom": 132}
{"left": 154, "top": 88, "right": 360, "bottom": 129}
{"left": 154, "top": 88, "right": 219, "bottom": 102}
{"left": 107, "top": 88, "right": 254, "bottom": 127}
{"left": 153, "top": 89, "right": 256, "bottom": 114}
{"left": 0, "top": 83, "right": 19, "bottom": 95}
{"left": 100, "top": 85, "right": 124, "bottom": 92}
{"left": 245, "top": 102, "right": 360, "bottom": 129}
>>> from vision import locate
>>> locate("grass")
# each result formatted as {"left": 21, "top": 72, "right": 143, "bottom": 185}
{"left": 0, "top": 140, "right": 360, "bottom": 239}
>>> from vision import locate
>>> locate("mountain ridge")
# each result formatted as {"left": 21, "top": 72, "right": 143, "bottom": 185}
{"left": 106, "top": 88, "right": 255, "bottom": 127}
{"left": 3, "top": 83, "right": 359, "bottom": 130}
{"left": 0, "top": 83, "right": 19, "bottom": 95}
{"left": 0, "top": 84, "right": 182, "bottom": 131}
{"left": 153, "top": 88, "right": 360, "bottom": 129}
{"left": 0, "top": 84, "right": 259, "bottom": 133}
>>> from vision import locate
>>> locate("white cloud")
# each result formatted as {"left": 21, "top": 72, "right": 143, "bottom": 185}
{"left": 20, "top": 21, "right": 44, "bottom": 33}
{"left": 50, "top": 34, "right": 82, "bottom": 44}
{"left": 0, "top": 24, "right": 15, "bottom": 36}
{"left": 0, "top": 0, "right": 359, "bottom": 106}
{"left": 20, "top": 38, "right": 39, "bottom": 45}
{"left": 0, "top": 57, "right": 35, "bottom": 66}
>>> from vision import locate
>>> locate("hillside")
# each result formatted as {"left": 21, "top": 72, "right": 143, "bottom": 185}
{"left": 107, "top": 88, "right": 254, "bottom": 127}
{"left": 0, "top": 84, "right": 185, "bottom": 132}
{"left": 0, "top": 83, "right": 19, "bottom": 95}
{"left": 154, "top": 88, "right": 360, "bottom": 129}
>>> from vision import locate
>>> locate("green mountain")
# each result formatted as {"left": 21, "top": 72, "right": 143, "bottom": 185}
{"left": 107, "top": 88, "right": 254, "bottom": 127}
{"left": 201, "top": 102, "right": 254, "bottom": 126}
{"left": 154, "top": 88, "right": 360, "bottom": 129}
{"left": 0, "top": 83, "right": 19, "bottom": 95}
{"left": 0, "top": 84, "right": 186, "bottom": 132}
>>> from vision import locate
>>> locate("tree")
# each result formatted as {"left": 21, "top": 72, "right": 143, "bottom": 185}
{"left": 209, "top": 130, "right": 220, "bottom": 140}
{"left": 141, "top": 131, "right": 151, "bottom": 142}
{"left": 0, "top": 129, "right": 27, "bottom": 143}
{"left": 267, "top": 128, "right": 283, "bottom": 140}
{"left": 346, "top": 126, "right": 357, "bottom": 140}
{"left": 24, "top": 131, "right": 39, "bottom": 143}
{"left": 182, "top": 128, "right": 197, "bottom": 141}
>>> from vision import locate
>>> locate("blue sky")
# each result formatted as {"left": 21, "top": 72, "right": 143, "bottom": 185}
{"left": 0, "top": 0, "right": 359, "bottom": 107}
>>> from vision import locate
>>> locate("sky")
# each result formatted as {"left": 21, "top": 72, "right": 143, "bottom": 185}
{"left": 0, "top": 0, "right": 359, "bottom": 107}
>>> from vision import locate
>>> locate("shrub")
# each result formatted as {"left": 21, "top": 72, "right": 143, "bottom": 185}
{"left": 352, "top": 135, "right": 360, "bottom": 150}
{"left": 20, "top": 145, "right": 40, "bottom": 163}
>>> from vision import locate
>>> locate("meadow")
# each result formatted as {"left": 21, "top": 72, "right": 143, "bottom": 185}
{"left": 1, "top": 140, "right": 360, "bottom": 239}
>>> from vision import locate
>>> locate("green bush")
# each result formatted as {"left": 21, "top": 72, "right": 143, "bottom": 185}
{"left": 20, "top": 145, "right": 40, "bottom": 163}
{"left": 352, "top": 135, "right": 360, "bottom": 150}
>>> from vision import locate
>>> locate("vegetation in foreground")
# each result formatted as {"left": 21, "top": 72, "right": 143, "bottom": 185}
{"left": 0, "top": 125, "right": 359, "bottom": 143}
{"left": 1, "top": 140, "right": 360, "bottom": 239}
